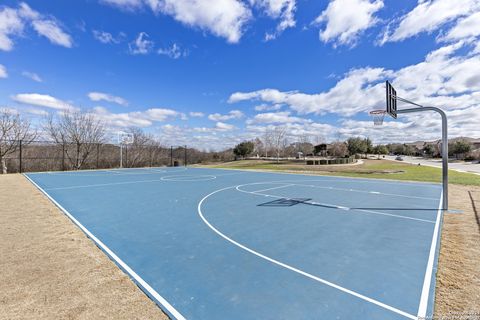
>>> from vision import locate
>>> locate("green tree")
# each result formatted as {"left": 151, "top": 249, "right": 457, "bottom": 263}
{"left": 404, "top": 144, "right": 415, "bottom": 156}
{"left": 423, "top": 144, "right": 435, "bottom": 157}
{"left": 233, "top": 141, "right": 255, "bottom": 159}
{"left": 393, "top": 144, "right": 405, "bottom": 155}
{"left": 452, "top": 140, "right": 472, "bottom": 159}
{"left": 364, "top": 138, "right": 373, "bottom": 155}
{"left": 373, "top": 145, "right": 389, "bottom": 158}
{"left": 347, "top": 137, "right": 366, "bottom": 156}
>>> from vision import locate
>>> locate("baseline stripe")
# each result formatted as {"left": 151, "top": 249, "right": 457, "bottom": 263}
{"left": 417, "top": 193, "right": 443, "bottom": 318}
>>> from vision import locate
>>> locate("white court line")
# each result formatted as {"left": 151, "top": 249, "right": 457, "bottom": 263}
{"left": 24, "top": 174, "right": 186, "bottom": 320}
{"left": 45, "top": 178, "right": 166, "bottom": 190}
{"left": 417, "top": 193, "right": 443, "bottom": 319}
{"left": 236, "top": 184, "right": 435, "bottom": 224}
{"left": 198, "top": 186, "right": 417, "bottom": 320}
{"left": 291, "top": 183, "right": 439, "bottom": 201}
{"left": 161, "top": 175, "right": 216, "bottom": 181}
{"left": 193, "top": 166, "right": 442, "bottom": 188}
{"left": 251, "top": 184, "right": 294, "bottom": 193}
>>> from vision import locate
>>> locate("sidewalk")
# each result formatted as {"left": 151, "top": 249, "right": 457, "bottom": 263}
{"left": 385, "top": 156, "right": 480, "bottom": 175}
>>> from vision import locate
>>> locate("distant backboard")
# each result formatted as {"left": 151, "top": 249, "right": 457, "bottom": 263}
{"left": 386, "top": 81, "right": 397, "bottom": 119}
{"left": 118, "top": 133, "right": 134, "bottom": 145}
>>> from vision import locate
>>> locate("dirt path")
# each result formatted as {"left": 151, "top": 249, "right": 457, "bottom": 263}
{"left": 0, "top": 174, "right": 168, "bottom": 320}
{"left": 434, "top": 184, "right": 480, "bottom": 318}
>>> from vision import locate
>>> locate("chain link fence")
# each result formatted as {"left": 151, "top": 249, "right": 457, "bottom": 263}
{"left": 1, "top": 140, "right": 199, "bottom": 173}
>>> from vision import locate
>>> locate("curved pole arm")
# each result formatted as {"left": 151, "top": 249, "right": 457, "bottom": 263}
{"left": 397, "top": 106, "right": 448, "bottom": 210}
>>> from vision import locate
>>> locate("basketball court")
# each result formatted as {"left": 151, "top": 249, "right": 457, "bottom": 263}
{"left": 25, "top": 166, "right": 444, "bottom": 320}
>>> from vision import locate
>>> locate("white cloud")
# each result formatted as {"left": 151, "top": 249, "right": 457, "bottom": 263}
{"left": 91, "top": 106, "right": 152, "bottom": 127}
{"left": 0, "top": 64, "right": 7, "bottom": 78}
{"left": 31, "top": 19, "right": 73, "bottom": 48}
{"left": 0, "top": 6, "right": 25, "bottom": 51}
{"left": 25, "top": 107, "right": 49, "bottom": 116}
{"left": 215, "top": 121, "right": 236, "bottom": 131}
{"left": 439, "top": 11, "right": 480, "bottom": 42}
{"left": 254, "top": 103, "right": 282, "bottom": 111}
{"left": 100, "top": 0, "right": 143, "bottom": 10}
{"left": 0, "top": 3, "right": 72, "bottom": 51}
{"left": 157, "top": 43, "right": 187, "bottom": 59}
{"left": 314, "top": 0, "right": 384, "bottom": 47}
{"left": 129, "top": 32, "right": 154, "bottom": 54}
{"left": 145, "top": 108, "right": 179, "bottom": 121}
{"left": 103, "top": 0, "right": 252, "bottom": 43}
{"left": 22, "top": 71, "right": 42, "bottom": 82}
{"left": 18, "top": 2, "right": 40, "bottom": 20}
{"left": 90, "top": 106, "right": 182, "bottom": 128}
{"left": 93, "top": 30, "right": 124, "bottom": 44}
{"left": 250, "top": 111, "right": 310, "bottom": 124}
{"left": 88, "top": 92, "right": 129, "bottom": 106}
{"left": 229, "top": 67, "right": 390, "bottom": 116}
{"left": 189, "top": 111, "right": 204, "bottom": 117}
{"left": 152, "top": 0, "right": 252, "bottom": 43}
{"left": 208, "top": 110, "right": 244, "bottom": 121}
{"left": 229, "top": 41, "right": 480, "bottom": 139}
{"left": 250, "top": 0, "right": 296, "bottom": 40}
{"left": 380, "top": 0, "right": 480, "bottom": 44}
{"left": 12, "top": 93, "right": 78, "bottom": 111}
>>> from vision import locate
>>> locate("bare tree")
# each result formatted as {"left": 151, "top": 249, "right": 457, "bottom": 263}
{"left": 44, "top": 111, "right": 105, "bottom": 170}
{"left": 252, "top": 138, "right": 263, "bottom": 157}
{"left": 0, "top": 109, "right": 37, "bottom": 173}
{"left": 125, "top": 127, "right": 152, "bottom": 167}
{"left": 329, "top": 141, "right": 348, "bottom": 157}
{"left": 263, "top": 130, "right": 273, "bottom": 157}
{"left": 297, "top": 134, "right": 314, "bottom": 159}
{"left": 314, "top": 135, "right": 326, "bottom": 145}
{"left": 270, "top": 126, "right": 288, "bottom": 161}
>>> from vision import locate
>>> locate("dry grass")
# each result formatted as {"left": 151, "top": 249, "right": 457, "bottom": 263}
{"left": 0, "top": 174, "right": 168, "bottom": 320}
{"left": 434, "top": 184, "right": 480, "bottom": 318}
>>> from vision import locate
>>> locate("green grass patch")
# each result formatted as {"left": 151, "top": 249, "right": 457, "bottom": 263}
{"left": 202, "top": 159, "right": 480, "bottom": 186}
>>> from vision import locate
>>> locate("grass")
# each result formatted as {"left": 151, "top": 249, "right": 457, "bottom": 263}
{"left": 201, "top": 159, "right": 480, "bottom": 186}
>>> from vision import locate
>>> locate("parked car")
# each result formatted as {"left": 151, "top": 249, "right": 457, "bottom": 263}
{"left": 395, "top": 156, "right": 404, "bottom": 161}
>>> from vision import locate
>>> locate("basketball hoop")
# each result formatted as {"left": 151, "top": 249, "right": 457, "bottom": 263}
{"left": 369, "top": 110, "right": 387, "bottom": 126}
{"left": 117, "top": 133, "right": 134, "bottom": 145}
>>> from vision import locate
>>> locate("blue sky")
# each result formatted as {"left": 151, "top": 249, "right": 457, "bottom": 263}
{"left": 1, "top": 0, "right": 479, "bottom": 149}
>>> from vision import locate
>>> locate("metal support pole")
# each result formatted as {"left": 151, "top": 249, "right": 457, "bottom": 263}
{"left": 62, "top": 144, "right": 65, "bottom": 171}
{"left": 96, "top": 143, "right": 100, "bottom": 169}
{"left": 120, "top": 144, "right": 123, "bottom": 168}
{"left": 19, "top": 140, "right": 22, "bottom": 173}
{"left": 397, "top": 106, "right": 448, "bottom": 210}
{"left": 125, "top": 144, "right": 128, "bottom": 168}
{"left": 184, "top": 145, "right": 187, "bottom": 167}
{"left": 170, "top": 146, "right": 173, "bottom": 167}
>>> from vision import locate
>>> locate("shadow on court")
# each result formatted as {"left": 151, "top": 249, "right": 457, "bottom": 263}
{"left": 258, "top": 198, "right": 440, "bottom": 211}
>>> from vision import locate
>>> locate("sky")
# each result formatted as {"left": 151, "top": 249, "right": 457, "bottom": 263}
{"left": 1, "top": 0, "right": 479, "bottom": 150}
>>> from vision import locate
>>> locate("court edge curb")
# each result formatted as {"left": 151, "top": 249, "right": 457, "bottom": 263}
{"left": 23, "top": 173, "right": 186, "bottom": 320}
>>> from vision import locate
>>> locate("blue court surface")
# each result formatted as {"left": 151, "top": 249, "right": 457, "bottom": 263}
{"left": 25, "top": 167, "right": 444, "bottom": 320}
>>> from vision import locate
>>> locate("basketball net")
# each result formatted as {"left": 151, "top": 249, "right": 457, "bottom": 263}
{"left": 369, "top": 110, "right": 387, "bottom": 126}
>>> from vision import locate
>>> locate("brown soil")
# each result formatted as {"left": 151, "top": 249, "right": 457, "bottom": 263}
{"left": 434, "top": 184, "right": 480, "bottom": 318}
{"left": 0, "top": 174, "right": 168, "bottom": 320}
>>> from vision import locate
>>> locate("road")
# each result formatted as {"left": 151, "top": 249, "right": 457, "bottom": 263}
{"left": 385, "top": 155, "right": 480, "bottom": 175}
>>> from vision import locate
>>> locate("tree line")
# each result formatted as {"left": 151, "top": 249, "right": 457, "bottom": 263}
{"left": 1, "top": 108, "right": 477, "bottom": 173}
{"left": 233, "top": 132, "right": 476, "bottom": 160}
